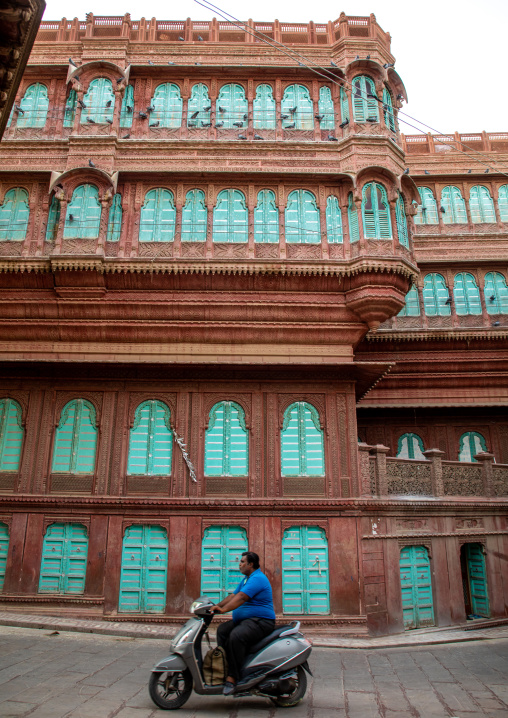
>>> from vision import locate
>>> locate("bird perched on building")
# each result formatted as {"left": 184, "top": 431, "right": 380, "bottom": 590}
{"left": 78, "top": 99, "right": 86, "bottom": 108}
{"left": 105, "top": 118, "right": 113, "bottom": 124}
{"left": 285, "top": 122, "right": 296, "bottom": 129}
{"left": 233, "top": 121, "right": 243, "bottom": 127}
{"left": 14, "top": 105, "right": 24, "bottom": 114}
{"left": 86, "top": 117, "right": 96, "bottom": 123}
{"left": 215, "top": 122, "right": 224, "bottom": 128}
{"left": 424, "top": 170, "right": 430, "bottom": 174}
{"left": 190, "top": 110, "right": 199, "bottom": 119}
{"left": 198, "top": 35, "right": 204, "bottom": 41}
{"left": 148, "top": 60, "right": 154, "bottom": 65}
{"left": 106, "top": 100, "right": 112, "bottom": 107}
{"left": 330, "top": 60, "right": 338, "bottom": 67}
{"left": 139, "top": 111, "right": 148, "bottom": 119}
{"left": 403, "top": 168, "right": 410, "bottom": 175}
{"left": 355, "top": 55, "right": 360, "bottom": 60}
{"left": 219, "top": 106, "right": 226, "bottom": 113}
{"left": 328, "top": 135, "right": 338, "bottom": 141}
{"left": 68, "top": 214, "right": 74, "bottom": 221}
{"left": 238, "top": 134, "right": 247, "bottom": 140}
{"left": 203, "top": 105, "right": 211, "bottom": 112}
{"left": 254, "top": 134, "right": 264, "bottom": 140}
{"left": 88, "top": 159, "right": 96, "bottom": 167}
{"left": 146, "top": 105, "right": 155, "bottom": 113}
{"left": 122, "top": 133, "right": 130, "bottom": 139}
{"left": 383, "top": 63, "right": 395, "bottom": 69}
{"left": 315, "top": 114, "right": 324, "bottom": 121}
{"left": 116, "top": 77, "right": 124, "bottom": 84}
{"left": 178, "top": 36, "right": 185, "bottom": 41}
{"left": 69, "top": 57, "right": 78, "bottom": 67}
{"left": 339, "top": 119, "right": 349, "bottom": 129}
{"left": 366, "top": 54, "right": 370, "bottom": 59}
{"left": 150, "top": 121, "right": 160, "bottom": 127}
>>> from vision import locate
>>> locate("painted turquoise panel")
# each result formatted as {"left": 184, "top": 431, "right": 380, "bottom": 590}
{"left": 127, "top": 400, "right": 172, "bottom": 476}
{"left": 52, "top": 399, "right": 97, "bottom": 474}
{"left": 453, "top": 272, "right": 482, "bottom": 315}
{"left": 285, "top": 190, "right": 320, "bottom": 244}
{"left": 415, "top": 187, "right": 439, "bottom": 225}
{"left": 151, "top": 83, "right": 183, "bottom": 127}
{"left": 254, "top": 189, "right": 279, "bottom": 243}
{"left": 469, "top": 185, "right": 496, "bottom": 223}
{"left": 326, "top": 195, "right": 343, "bottom": 243}
{"left": 422, "top": 273, "right": 451, "bottom": 316}
{"left": 398, "top": 286, "right": 420, "bottom": 316}
{"left": 63, "top": 184, "right": 101, "bottom": 239}
{"left": 396, "top": 193, "right": 409, "bottom": 247}
{"left": 0, "top": 398, "right": 23, "bottom": 471}
{"left": 396, "top": 433, "right": 425, "bottom": 460}
{"left": 17, "top": 83, "right": 49, "bottom": 128}
{"left": 213, "top": 189, "right": 248, "bottom": 243}
{"left": 81, "top": 78, "right": 115, "bottom": 124}
{"left": 39, "top": 523, "right": 88, "bottom": 594}
{"left": 441, "top": 186, "right": 467, "bottom": 224}
{"left": 107, "top": 193, "right": 122, "bottom": 242}
{"left": 340, "top": 87, "right": 350, "bottom": 124}
{"left": 352, "top": 76, "right": 379, "bottom": 122}
{"left": 348, "top": 193, "right": 359, "bottom": 242}
{"left": 181, "top": 189, "right": 207, "bottom": 242}
{"left": 484, "top": 272, "right": 508, "bottom": 314}
{"left": 0, "top": 188, "right": 30, "bottom": 241}
{"left": 204, "top": 402, "right": 248, "bottom": 476}
{"left": 187, "top": 83, "right": 211, "bottom": 127}
{"left": 318, "top": 86, "right": 334, "bottom": 130}
{"left": 45, "top": 195, "right": 61, "bottom": 242}
{"left": 499, "top": 185, "right": 508, "bottom": 221}
{"left": 119, "top": 524, "right": 168, "bottom": 613}
{"left": 200, "top": 525, "right": 248, "bottom": 602}
{"left": 0, "top": 522, "right": 9, "bottom": 591}
{"left": 63, "top": 90, "right": 77, "bottom": 128}
{"left": 466, "top": 544, "right": 490, "bottom": 617}
{"left": 216, "top": 84, "right": 248, "bottom": 129}
{"left": 362, "top": 183, "right": 391, "bottom": 239}
{"left": 253, "top": 84, "right": 276, "bottom": 129}
{"left": 399, "top": 545, "right": 434, "bottom": 629}
{"left": 382, "top": 88, "right": 396, "bottom": 132}
{"left": 139, "top": 188, "right": 176, "bottom": 242}
{"left": 120, "top": 84, "right": 134, "bottom": 128}
{"left": 281, "top": 84, "right": 313, "bottom": 130}
{"left": 458, "top": 432, "right": 487, "bottom": 462}
{"left": 281, "top": 402, "right": 324, "bottom": 477}
{"left": 282, "top": 526, "right": 329, "bottom": 614}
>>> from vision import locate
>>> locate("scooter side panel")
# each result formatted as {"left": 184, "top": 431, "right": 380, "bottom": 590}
{"left": 242, "top": 636, "right": 311, "bottom": 674}
{"left": 152, "top": 653, "right": 187, "bottom": 672}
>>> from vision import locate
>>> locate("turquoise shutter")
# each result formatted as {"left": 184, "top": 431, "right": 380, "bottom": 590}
{"left": 340, "top": 86, "right": 350, "bottom": 124}
{"left": 201, "top": 525, "right": 248, "bottom": 602}
{"left": 352, "top": 76, "right": 378, "bottom": 122}
{"left": 465, "top": 545, "right": 490, "bottom": 617}
{"left": 318, "top": 86, "right": 334, "bottom": 130}
{"left": 453, "top": 272, "right": 482, "bottom": 315}
{"left": 282, "top": 526, "right": 329, "bottom": 615}
{"left": 0, "top": 398, "right": 23, "bottom": 471}
{"left": 106, "top": 193, "right": 122, "bottom": 241}
{"left": 348, "top": 193, "right": 359, "bottom": 242}
{"left": 6, "top": 106, "right": 14, "bottom": 128}
{"left": 181, "top": 189, "right": 207, "bottom": 242}
{"left": 458, "top": 432, "right": 487, "bottom": 462}
{"left": 120, "top": 84, "right": 134, "bottom": 128}
{"left": 63, "top": 89, "right": 77, "bottom": 128}
{"left": 382, "top": 87, "right": 396, "bottom": 132}
{"left": 187, "top": 83, "right": 211, "bottom": 127}
{"left": 399, "top": 546, "right": 434, "bottom": 629}
{"left": 64, "top": 184, "right": 101, "bottom": 239}
{"left": 216, "top": 84, "right": 248, "bottom": 129}
{"left": 213, "top": 189, "right": 248, "bottom": 243}
{"left": 0, "top": 188, "right": 30, "bottom": 240}
{"left": 45, "top": 195, "right": 61, "bottom": 242}
{"left": 139, "top": 188, "right": 176, "bottom": 242}
{"left": 469, "top": 185, "right": 496, "bottom": 223}
{"left": 39, "top": 523, "right": 88, "bottom": 594}
{"left": 499, "top": 185, "right": 508, "bottom": 221}
{"left": 253, "top": 84, "right": 276, "bottom": 129}
{"left": 151, "top": 83, "right": 182, "bottom": 128}
{"left": 281, "top": 84, "right": 313, "bottom": 130}
{"left": 204, "top": 401, "right": 248, "bottom": 476}
{"left": 17, "top": 83, "right": 49, "bottom": 128}
{"left": 281, "top": 402, "right": 324, "bottom": 477}
{"left": 397, "top": 433, "right": 425, "bottom": 459}
{"left": 285, "top": 190, "right": 320, "bottom": 244}
{"left": 422, "top": 273, "right": 451, "bottom": 316}
{"left": 52, "top": 399, "right": 97, "bottom": 473}
{"left": 81, "top": 78, "right": 115, "bottom": 124}
{"left": 441, "top": 186, "right": 467, "bottom": 224}
{"left": 0, "top": 522, "right": 9, "bottom": 591}
{"left": 119, "top": 525, "right": 168, "bottom": 613}
{"left": 127, "top": 400, "right": 172, "bottom": 476}
{"left": 362, "top": 182, "right": 392, "bottom": 239}
{"left": 326, "top": 195, "right": 343, "bottom": 243}
{"left": 415, "top": 187, "right": 438, "bottom": 225}
{"left": 254, "top": 189, "right": 279, "bottom": 243}
{"left": 397, "top": 285, "right": 420, "bottom": 316}
{"left": 484, "top": 271, "right": 508, "bottom": 314}
{"left": 396, "top": 193, "right": 409, "bottom": 247}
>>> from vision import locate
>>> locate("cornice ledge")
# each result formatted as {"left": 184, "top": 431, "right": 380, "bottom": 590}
{"left": 368, "top": 329, "right": 508, "bottom": 342}
{"left": 0, "top": 259, "right": 50, "bottom": 274}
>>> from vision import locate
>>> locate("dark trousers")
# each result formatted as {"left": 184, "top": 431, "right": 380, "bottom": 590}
{"left": 217, "top": 617, "right": 275, "bottom": 682}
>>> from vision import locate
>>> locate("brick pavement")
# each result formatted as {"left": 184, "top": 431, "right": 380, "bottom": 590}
{"left": 0, "top": 625, "right": 508, "bottom": 717}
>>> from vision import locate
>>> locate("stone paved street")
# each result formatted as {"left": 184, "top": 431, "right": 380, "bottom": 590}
{"left": 0, "top": 626, "right": 508, "bottom": 717}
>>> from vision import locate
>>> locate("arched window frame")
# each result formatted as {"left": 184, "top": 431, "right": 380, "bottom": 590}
{"left": 484, "top": 271, "right": 508, "bottom": 314}
{"left": 0, "top": 398, "right": 23, "bottom": 471}
{"left": 187, "top": 83, "right": 211, "bottom": 127}
{"left": 422, "top": 273, "right": 451, "bottom": 316}
{"left": 382, "top": 87, "right": 396, "bottom": 132}
{"left": 106, "top": 193, "right": 122, "bottom": 242}
{"left": 453, "top": 272, "right": 482, "bottom": 315}
{"left": 254, "top": 189, "right": 279, "bottom": 243}
{"left": 139, "top": 188, "right": 176, "bottom": 242}
{"left": 281, "top": 84, "right": 313, "bottom": 130}
{"left": 52, "top": 399, "right": 97, "bottom": 474}
{"left": 415, "top": 187, "right": 439, "bottom": 225}
{"left": 348, "top": 192, "right": 359, "bottom": 242}
{"left": 212, "top": 189, "right": 248, "bottom": 243}
{"left": 216, "top": 83, "right": 248, "bottom": 129}
{"left": 17, "top": 83, "right": 49, "bottom": 128}
{"left": 458, "top": 431, "right": 487, "bottom": 462}
{"left": 120, "top": 84, "right": 134, "bottom": 128}
{"left": 0, "top": 188, "right": 30, "bottom": 241}
{"left": 397, "top": 432, "right": 425, "bottom": 460}
{"left": 499, "top": 185, "right": 508, "bottom": 222}
{"left": 204, "top": 401, "right": 249, "bottom": 477}
{"left": 150, "top": 83, "right": 183, "bottom": 128}
{"left": 469, "top": 185, "right": 496, "bottom": 224}
{"left": 63, "top": 89, "right": 77, "bottom": 128}
{"left": 339, "top": 86, "right": 350, "bottom": 124}
{"left": 285, "top": 190, "right": 320, "bottom": 244}
{"left": 351, "top": 76, "right": 379, "bottom": 123}
{"left": 318, "top": 86, "right": 335, "bottom": 130}
{"left": 362, "top": 182, "right": 392, "bottom": 239}
{"left": 181, "top": 189, "right": 207, "bottom": 242}
{"left": 325, "top": 195, "right": 343, "bottom": 243}
{"left": 45, "top": 195, "right": 61, "bottom": 242}
{"left": 395, "top": 192, "right": 409, "bottom": 247}
{"left": 280, "top": 402, "right": 325, "bottom": 477}
{"left": 253, "top": 84, "right": 276, "bottom": 130}
{"left": 127, "top": 400, "right": 173, "bottom": 476}
{"left": 81, "top": 78, "right": 115, "bottom": 124}
{"left": 441, "top": 186, "right": 467, "bottom": 224}
{"left": 63, "top": 184, "right": 101, "bottom": 239}
{"left": 398, "top": 285, "right": 420, "bottom": 316}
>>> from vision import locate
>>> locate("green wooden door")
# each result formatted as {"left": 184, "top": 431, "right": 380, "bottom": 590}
{"left": 399, "top": 546, "right": 435, "bottom": 629}
{"left": 201, "top": 525, "right": 248, "bottom": 602}
{"left": 119, "top": 525, "right": 168, "bottom": 613}
{"left": 282, "top": 526, "right": 329, "bottom": 614}
{"left": 0, "top": 522, "right": 9, "bottom": 591}
{"left": 39, "top": 523, "right": 88, "bottom": 594}
{"left": 465, "top": 544, "right": 490, "bottom": 617}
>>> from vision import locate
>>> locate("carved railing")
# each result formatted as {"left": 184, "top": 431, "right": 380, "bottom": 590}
{"left": 402, "top": 131, "right": 508, "bottom": 155}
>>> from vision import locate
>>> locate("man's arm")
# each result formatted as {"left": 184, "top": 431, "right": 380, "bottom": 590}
{"left": 210, "top": 591, "right": 249, "bottom": 614}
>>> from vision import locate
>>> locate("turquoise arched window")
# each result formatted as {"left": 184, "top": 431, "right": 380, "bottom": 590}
{"left": 187, "top": 83, "right": 211, "bottom": 127}
{"left": 120, "top": 84, "right": 134, "bottom": 128}
{"left": 362, "top": 182, "right": 392, "bottom": 239}
{"left": 107, "top": 193, "right": 122, "bottom": 242}
{"left": 0, "top": 522, "right": 9, "bottom": 590}
{"left": 469, "top": 185, "right": 496, "bottom": 223}
{"left": 213, "top": 189, "right": 248, "bottom": 243}
{"left": 204, "top": 401, "right": 248, "bottom": 476}
{"left": 348, "top": 192, "right": 359, "bottom": 242}
{"left": 63, "top": 184, "right": 101, "bottom": 239}
{"left": 127, "top": 400, "right": 173, "bottom": 476}
{"left": 17, "top": 83, "right": 49, "bottom": 128}
{"left": 0, "top": 188, "right": 30, "bottom": 241}
{"left": 453, "top": 272, "right": 482, "bottom": 315}
{"left": 318, "top": 86, "right": 334, "bottom": 130}
{"left": 397, "top": 433, "right": 425, "bottom": 460}
{"left": 281, "top": 402, "right": 324, "bottom": 476}
{"left": 458, "top": 431, "right": 487, "bottom": 462}
{"left": 52, "top": 399, "right": 97, "bottom": 473}
{"left": 45, "top": 195, "right": 61, "bottom": 242}
{"left": 422, "top": 273, "right": 451, "bottom": 316}
{"left": 340, "top": 86, "right": 350, "bottom": 124}
{"left": 281, "top": 84, "right": 313, "bottom": 130}
{"left": 63, "top": 89, "right": 77, "bottom": 128}
{"left": 285, "top": 190, "right": 320, "bottom": 244}
{"left": 254, "top": 189, "right": 279, "bottom": 243}
{"left": 81, "top": 78, "right": 115, "bottom": 124}
{"left": 139, "top": 188, "right": 176, "bottom": 242}
{"left": 398, "top": 286, "right": 420, "bottom": 316}
{"left": 326, "top": 196, "right": 343, "bottom": 243}
{"left": 382, "top": 87, "right": 396, "bottom": 132}
{"left": 484, "top": 272, "right": 508, "bottom": 314}
{"left": 396, "top": 193, "right": 409, "bottom": 247}
{"left": 150, "top": 83, "right": 182, "bottom": 128}
{"left": 441, "top": 186, "right": 467, "bottom": 224}
{"left": 216, "top": 84, "right": 248, "bottom": 129}
{"left": 351, "top": 76, "right": 379, "bottom": 122}
{"left": 181, "top": 189, "right": 207, "bottom": 242}
{"left": 0, "top": 398, "right": 23, "bottom": 471}
{"left": 499, "top": 185, "right": 508, "bottom": 221}
{"left": 415, "top": 187, "right": 438, "bottom": 225}
{"left": 253, "top": 84, "right": 276, "bottom": 129}
{"left": 39, "top": 523, "right": 88, "bottom": 594}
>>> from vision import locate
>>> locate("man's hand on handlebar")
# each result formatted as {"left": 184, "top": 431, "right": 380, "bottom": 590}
{"left": 210, "top": 605, "right": 225, "bottom": 614}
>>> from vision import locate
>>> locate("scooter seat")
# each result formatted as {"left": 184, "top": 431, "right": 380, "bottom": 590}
{"left": 248, "top": 625, "right": 296, "bottom": 655}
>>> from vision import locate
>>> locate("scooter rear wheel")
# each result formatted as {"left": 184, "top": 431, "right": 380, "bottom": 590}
{"left": 270, "top": 665, "right": 307, "bottom": 707}
{"left": 149, "top": 669, "right": 193, "bottom": 710}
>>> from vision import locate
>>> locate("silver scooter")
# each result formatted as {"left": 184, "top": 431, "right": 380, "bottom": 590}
{"left": 149, "top": 596, "right": 312, "bottom": 710}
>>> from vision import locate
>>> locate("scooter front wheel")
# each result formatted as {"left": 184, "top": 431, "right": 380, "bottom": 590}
{"left": 270, "top": 665, "right": 307, "bottom": 708}
{"left": 149, "top": 669, "right": 193, "bottom": 710}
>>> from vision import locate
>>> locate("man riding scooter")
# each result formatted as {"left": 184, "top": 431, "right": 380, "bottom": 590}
{"left": 211, "top": 551, "right": 275, "bottom": 695}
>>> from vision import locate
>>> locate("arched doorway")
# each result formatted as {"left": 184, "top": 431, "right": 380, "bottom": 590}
{"left": 460, "top": 543, "right": 490, "bottom": 618}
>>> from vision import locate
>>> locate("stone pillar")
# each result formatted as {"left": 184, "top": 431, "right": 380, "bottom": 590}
{"left": 358, "top": 442, "right": 373, "bottom": 496}
{"left": 370, "top": 444, "right": 390, "bottom": 496}
{"left": 475, "top": 452, "right": 495, "bottom": 497}
{"left": 423, "top": 448, "right": 445, "bottom": 497}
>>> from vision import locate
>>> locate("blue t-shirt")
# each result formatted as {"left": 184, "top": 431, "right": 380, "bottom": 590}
{"left": 232, "top": 568, "right": 276, "bottom": 624}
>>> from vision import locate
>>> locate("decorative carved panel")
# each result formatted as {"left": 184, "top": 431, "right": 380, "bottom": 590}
{"left": 255, "top": 243, "right": 280, "bottom": 259}
{"left": 387, "top": 462, "right": 432, "bottom": 495}
{"left": 49, "top": 475, "right": 94, "bottom": 493}
{"left": 286, "top": 244, "right": 321, "bottom": 260}
{"left": 61, "top": 239, "right": 97, "bottom": 255}
{"left": 138, "top": 242, "right": 174, "bottom": 258}
{"left": 328, "top": 244, "right": 344, "bottom": 259}
{"left": 126, "top": 477, "right": 170, "bottom": 494}
{"left": 0, "top": 242, "right": 23, "bottom": 256}
{"left": 213, "top": 243, "right": 249, "bottom": 259}
{"left": 181, "top": 242, "right": 206, "bottom": 258}
{"left": 0, "top": 474, "right": 17, "bottom": 492}
{"left": 205, "top": 478, "right": 248, "bottom": 495}
{"left": 283, "top": 477, "right": 325, "bottom": 495}
{"left": 442, "top": 464, "right": 483, "bottom": 496}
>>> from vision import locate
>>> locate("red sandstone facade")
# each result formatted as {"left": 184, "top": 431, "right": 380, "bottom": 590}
{"left": 0, "top": 14, "right": 506, "bottom": 635}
